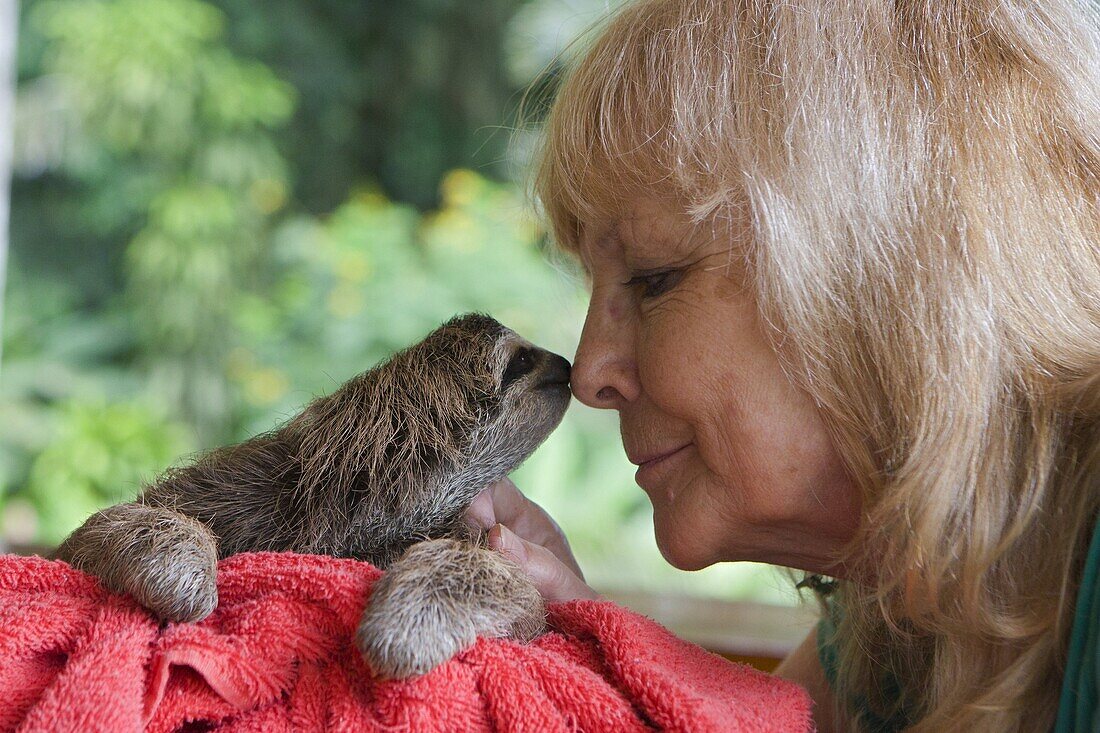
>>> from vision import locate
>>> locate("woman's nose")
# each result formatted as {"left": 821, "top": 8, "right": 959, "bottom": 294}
{"left": 571, "top": 300, "right": 640, "bottom": 409}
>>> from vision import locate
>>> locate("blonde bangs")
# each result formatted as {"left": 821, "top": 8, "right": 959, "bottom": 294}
{"left": 534, "top": 0, "right": 759, "bottom": 252}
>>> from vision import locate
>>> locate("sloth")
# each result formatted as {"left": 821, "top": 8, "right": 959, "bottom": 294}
{"left": 56, "top": 313, "right": 572, "bottom": 679}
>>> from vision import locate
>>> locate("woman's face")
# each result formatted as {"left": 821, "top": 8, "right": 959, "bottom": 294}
{"left": 571, "top": 199, "right": 861, "bottom": 576}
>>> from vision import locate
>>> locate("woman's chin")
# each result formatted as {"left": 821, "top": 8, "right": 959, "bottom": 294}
{"left": 652, "top": 519, "right": 715, "bottom": 572}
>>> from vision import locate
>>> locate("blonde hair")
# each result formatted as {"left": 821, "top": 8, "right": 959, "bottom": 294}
{"left": 534, "top": 1, "right": 1100, "bottom": 730}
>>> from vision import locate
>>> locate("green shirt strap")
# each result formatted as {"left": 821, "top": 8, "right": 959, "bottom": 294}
{"left": 1054, "top": 517, "right": 1100, "bottom": 732}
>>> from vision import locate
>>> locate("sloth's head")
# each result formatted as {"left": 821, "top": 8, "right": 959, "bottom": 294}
{"left": 427, "top": 313, "right": 572, "bottom": 472}
{"left": 290, "top": 313, "right": 570, "bottom": 526}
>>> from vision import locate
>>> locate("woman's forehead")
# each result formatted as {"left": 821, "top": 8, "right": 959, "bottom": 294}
{"left": 580, "top": 200, "right": 679, "bottom": 250}
{"left": 579, "top": 201, "right": 738, "bottom": 260}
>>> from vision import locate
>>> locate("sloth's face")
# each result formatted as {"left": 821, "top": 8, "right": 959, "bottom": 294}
{"left": 489, "top": 328, "right": 572, "bottom": 459}
{"left": 429, "top": 313, "right": 571, "bottom": 475}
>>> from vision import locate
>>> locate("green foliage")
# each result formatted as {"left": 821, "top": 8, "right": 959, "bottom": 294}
{"left": 33, "top": 0, "right": 293, "bottom": 158}
{"left": 0, "top": 267, "right": 140, "bottom": 509}
{"left": 23, "top": 398, "right": 192, "bottom": 544}
{"left": 25, "top": 0, "right": 296, "bottom": 440}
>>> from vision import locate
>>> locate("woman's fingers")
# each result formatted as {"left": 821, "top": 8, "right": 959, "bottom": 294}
{"left": 465, "top": 478, "right": 590, "bottom": 587}
{"left": 466, "top": 478, "right": 587, "bottom": 580}
{"left": 488, "top": 524, "right": 601, "bottom": 604}
{"left": 464, "top": 479, "right": 527, "bottom": 530}
{"left": 464, "top": 486, "right": 497, "bottom": 531}
{"left": 478, "top": 479, "right": 549, "bottom": 541}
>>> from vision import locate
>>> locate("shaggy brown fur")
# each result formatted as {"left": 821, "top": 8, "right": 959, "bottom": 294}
{"left": 56, "top": 313, "right": 571, "bottom": 678}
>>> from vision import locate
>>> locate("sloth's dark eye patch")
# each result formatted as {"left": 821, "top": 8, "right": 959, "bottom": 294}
{"left": 501, "top": 347, "right": 536, "bottom": 390}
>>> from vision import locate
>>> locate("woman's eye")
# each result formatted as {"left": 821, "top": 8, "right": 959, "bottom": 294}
{"left": 625, "top": 270, "right": 681, "bottom": 298}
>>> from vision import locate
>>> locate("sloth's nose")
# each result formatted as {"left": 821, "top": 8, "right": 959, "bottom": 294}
{"left": 538, "top": 352, "right": 572, "bottom": 388}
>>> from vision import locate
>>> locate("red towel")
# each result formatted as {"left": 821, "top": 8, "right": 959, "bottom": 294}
{"left": 0, "top": 552, "right": 812, "bottom": 732}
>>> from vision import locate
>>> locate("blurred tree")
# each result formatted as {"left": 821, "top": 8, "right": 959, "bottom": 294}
{"left": 8, "top": 0, "right": 537, "bottom": 442}
{"left": 212, "top": 0, "right": 528, "bottom": 212}
{"left": 26, "top": 0, "right": 295, "bottom": 440}
{"left": 23, "top": 397, "right": 192, "bottom": 545}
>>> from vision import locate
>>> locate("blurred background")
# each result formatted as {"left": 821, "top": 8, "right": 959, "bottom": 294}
{"left": 0, "top": 0, "right": 798, "bottom": 607}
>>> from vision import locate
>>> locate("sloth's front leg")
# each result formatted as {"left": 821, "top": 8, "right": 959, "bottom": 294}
{"left": 56, "top": 502, "right": 219, "bottom": 623}
{"left": 357, "top": 538, "right": 545, "bottom": 679}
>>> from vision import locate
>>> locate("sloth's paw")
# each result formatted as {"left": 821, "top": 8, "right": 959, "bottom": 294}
{"left": 354, "top": 538, "right": 545, "bottom": 679}
{"left": 57, "top": 503, "right": 219, "bottom": 623}
{"left": 131, "top": 540, "right": 219, "bottom": 623}
{"left": 356, "top": 604, "right": 471, "bottom": 679}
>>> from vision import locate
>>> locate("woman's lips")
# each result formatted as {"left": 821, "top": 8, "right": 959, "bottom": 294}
{"left": 633, "top": 444, "right": 691, "bottom": 488}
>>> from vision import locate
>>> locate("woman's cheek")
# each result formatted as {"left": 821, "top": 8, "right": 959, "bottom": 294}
{"left": 636, "top": 333, "right": 691, "bottom": 412}
{"left": 636, "top": 302, "right": 702, "bottom": 401}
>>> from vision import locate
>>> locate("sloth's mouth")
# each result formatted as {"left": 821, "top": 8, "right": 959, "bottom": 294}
{"left": 534, "top": 354, "right": 571, "bottom": 392}
{"left": 536, "top": 376, "right": 571, "bottom": 390}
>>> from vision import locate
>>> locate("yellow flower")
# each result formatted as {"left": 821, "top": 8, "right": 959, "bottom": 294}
{"left": 248, "top": 178, "right": 287, "bottom": 214}
{"left": 427, "top": 209, "right": 479, "bottom": 251}
{"left": 352, "top": 189, "right": 388, "bottom": 208}
{"left": 440, "top": 169, "right": 482, "bottom": 207}
{"left": 336, "top": 252, "right": 373, "bottom": 283}
{"left": 245, "top": 367, "right": 289, "bottom": 406}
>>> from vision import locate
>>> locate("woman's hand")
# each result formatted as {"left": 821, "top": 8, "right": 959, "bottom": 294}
{"left": 466, "top": 478, "right": 600, "bottom": 603}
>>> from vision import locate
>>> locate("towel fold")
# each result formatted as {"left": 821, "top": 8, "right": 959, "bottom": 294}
{"left": 0, "top": 552, "right": 812, "bottom": 732}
